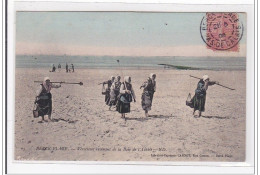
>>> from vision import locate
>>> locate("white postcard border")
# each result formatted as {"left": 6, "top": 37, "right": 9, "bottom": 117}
{"left": 6, "top": 1, "right": 255, "bottom": 174}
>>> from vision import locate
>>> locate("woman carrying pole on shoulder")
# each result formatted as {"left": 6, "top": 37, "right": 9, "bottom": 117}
{"left": 117, "top": 76, "right": 136, "bottom": 119}
{"left": 190, "top": 75, "right": 218, "bottom": 117}
{"left": 109, "top": 75, "right": 121, "bottom": 110}
{"left": 140, "top": 73, "right": 156, "bottom": 117}
{"left": 35, "top": 77, "right": 61, "bottom": 122}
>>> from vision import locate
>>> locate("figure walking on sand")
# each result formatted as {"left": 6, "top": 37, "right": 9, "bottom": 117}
{"left": 140, "top": 73, "right": 156, "bottom": 117}
{"left": 117, "top": 76, "right": 136, "bottom": 118}
{"left": 109, "top": 75, "right": 121, "bottom": 110}
{"left": 71, "top": 64, "right": 74, "bottom": 72}
{"left": 58, "top": 63, "right": 61, "bottom": 72}
{"left": 103, "top": 76, "right": 115, "bottom": 105}
{"left": 190, "top": 75, "right": 218, "bottom": 117}
{"left": 52, "top": 64, "right": 56, "bottom": 72}
{"left": 66, "top": 63, "right": 68, "bottom": 73}
{"left": 35, "top": 77, "right": 61, "bottom": 122}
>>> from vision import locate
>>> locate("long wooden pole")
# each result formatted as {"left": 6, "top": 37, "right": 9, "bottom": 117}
{"left": 34, "top": 81, "right": 83, "bottom": 85}
{"left": 189, "top": 75, "right": 235, "bottom": 90}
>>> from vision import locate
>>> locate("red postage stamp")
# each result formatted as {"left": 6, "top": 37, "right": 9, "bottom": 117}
{"left": 200, "top": 13, "right": 244, "bottom": 51}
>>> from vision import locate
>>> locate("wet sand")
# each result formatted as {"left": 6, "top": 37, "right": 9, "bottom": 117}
{"left": 15, "top": 68, "right": 246, "bottom": 161}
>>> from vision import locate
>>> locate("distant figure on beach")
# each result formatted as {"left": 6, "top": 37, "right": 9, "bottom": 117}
{"left": 140, "top": 73, "right": 156, "bottom": 117}
{"left": 103, "top": 76, "right": 115, "bottom": 105}
{"left": 52, "top": 64, "right": 56, "bottom": 72}
{"left": 109, "top": 75, "right": 121, "bottom": 110}
{"left": 71, "top": 64, "right": 74, "bottom": 72}
{"left": 189, "top": 75, "right": 218, "bottom": 117}
{"left": 34, "top": 77, "right": 61, "bottom": 122}
{"left": 116, "top": 76, "right": 136, "bottom": 119}
{"left": 58, "top": 63, "right": 61, "bottom": 72}
{"left": 66, "top": 63, "right": 68, "bottom": 73}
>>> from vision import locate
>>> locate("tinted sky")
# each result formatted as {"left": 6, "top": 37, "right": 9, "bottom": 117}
{"left": 16, "top": 12, "right": 246, "bottom": 56}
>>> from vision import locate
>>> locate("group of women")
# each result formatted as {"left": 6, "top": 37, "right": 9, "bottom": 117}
{"left": 33, "top": 74, "right": 218, "bottom": 122}
{"left": 102, "top": 73, "right": 156, "bottom": 118}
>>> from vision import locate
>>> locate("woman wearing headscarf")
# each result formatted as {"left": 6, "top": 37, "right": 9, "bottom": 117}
{"left": 140, "top": 73, "right": 156, "bottom": 117}
{"left": 109, "top": 75, "right": 121, "bottom": 110}
{"left": 117, "top": 76, "right": 136, "bottom": 118}
{"left": 102, "top": 76, "right": 115, "bottom": 105}
{"left": 35, "top": 77, "right": 61, "bottom": 122}
{"left": 190, "top": 75, "right": 218, "bottom": 117}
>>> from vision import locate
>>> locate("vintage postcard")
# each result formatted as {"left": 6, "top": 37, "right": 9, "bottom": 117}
{"left": 14, "top": 11, "right": 248, "bottom": 163}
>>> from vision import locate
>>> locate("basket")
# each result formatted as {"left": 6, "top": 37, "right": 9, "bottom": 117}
{"left": 32, "top": 103, "right": 39, "bottom": 118}
{"left": 102, "top": 85, "right": 107, "bottom": 95}
{"left": 185, "top": 93, "right": 193, "bottom": 108}
{"left": 33, "top": 110, "right": 39, "bottom": 118}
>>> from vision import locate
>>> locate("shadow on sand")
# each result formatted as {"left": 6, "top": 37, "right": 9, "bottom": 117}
{"left": 52, "top": 118, "right": 78, "bottom": 123}
{"left": 37, "top": 120, "right": 48, "bottom": 123}
{"left": 149, "top": 115, "right": 175, "bottom": 119}
{"left": 201, "top": 115, "right": 230, "bottom": 119}
{"left": 125, "top": 115, "right": 175, "bottom": 122}
{"left": 124, "top": 117, "right": 150, "bottom": 122}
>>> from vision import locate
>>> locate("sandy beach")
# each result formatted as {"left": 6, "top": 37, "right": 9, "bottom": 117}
{"left": 14, "top": 68, "right": 246, "bottom": 161}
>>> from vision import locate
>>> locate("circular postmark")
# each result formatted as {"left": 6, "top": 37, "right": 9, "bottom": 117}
{"left": 200, "top": 13, "right": 243, "bottom": 51}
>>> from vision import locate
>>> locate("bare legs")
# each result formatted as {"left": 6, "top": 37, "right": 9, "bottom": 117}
{"left": 145, "top": 110, "right": 149, "bottom": 117}
{"left": 40, "top": 115, "right": 53, "bottom": 122}
{"left": 48, "top": 114, "right": 53, "bottom": 121}
{"left": 193, "top": 110, "right": 202, "bottom": 117}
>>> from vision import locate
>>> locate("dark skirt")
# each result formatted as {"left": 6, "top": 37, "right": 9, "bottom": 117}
{"left": 116, "top": 94, "right": 131, "bottom": 113}
{"left": 109, "top": 90, "right": 120, "bottom": 106}
{"left": 191, "top": 94, "right": 206, "bottom": 112}
{"left": 141, "top": 91, "right": 154, "bottom": 111}
{"left": 36, "top": 94, "right": 52, "bottom": 116}
{"left": 105, "top": 90, "right": 110, "bottom": 105}
{"left": 116, "top": 101, "right": 130, "bottom": 113}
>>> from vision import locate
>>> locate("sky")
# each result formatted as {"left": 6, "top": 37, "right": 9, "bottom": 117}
{"left": 16, "top": 12, "right": 246, "bottom": 57}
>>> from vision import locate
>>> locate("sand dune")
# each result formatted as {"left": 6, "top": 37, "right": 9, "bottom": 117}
{"left": 15, "top": 68, "right": 245, "bottom": 161}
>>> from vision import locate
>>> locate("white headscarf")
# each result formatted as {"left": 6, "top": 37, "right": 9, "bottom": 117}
{"left": 124, "top": 76, "right": 131, "bottom": 83}
{"left": 44, "top": 77, "right": 50, "bottom": 82}
{"left": 43, "top": 77, "right": 51, "bottom": 93}
{"left": 202, "top": 75, "right": 209, "bottom": 81}
{"left": 115, "top": 75, "right": 121, "bottom": 82}
{"left": 150, "top": 73, "right": 156, "bottom": 79}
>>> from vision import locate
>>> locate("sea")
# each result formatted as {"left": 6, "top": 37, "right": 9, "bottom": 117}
{"left": 16, "top": 55, "right": 246, "bottom": 71}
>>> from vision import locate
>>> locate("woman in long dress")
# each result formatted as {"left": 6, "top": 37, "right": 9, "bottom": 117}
{"left": 140, "top": 73, "right": 156, "bottom": 117}
{"left": 109, "top": 75, "right": 121, "bottom": 110}
{"left": 102, "top": 76, "right": 115, "bottom": 105}
{"left": 190, "top": 75, "right": 218, "bottom": 117}
{"left": 116, "top": 76, "right": 136, "bottom": 118}
{"left": 35, "top": 77, "right": 61, "bottom": 122}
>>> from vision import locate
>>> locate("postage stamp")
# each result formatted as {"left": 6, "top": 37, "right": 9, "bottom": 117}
{"left": 200, "top": 13, "right": 244, "bottom": 51}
